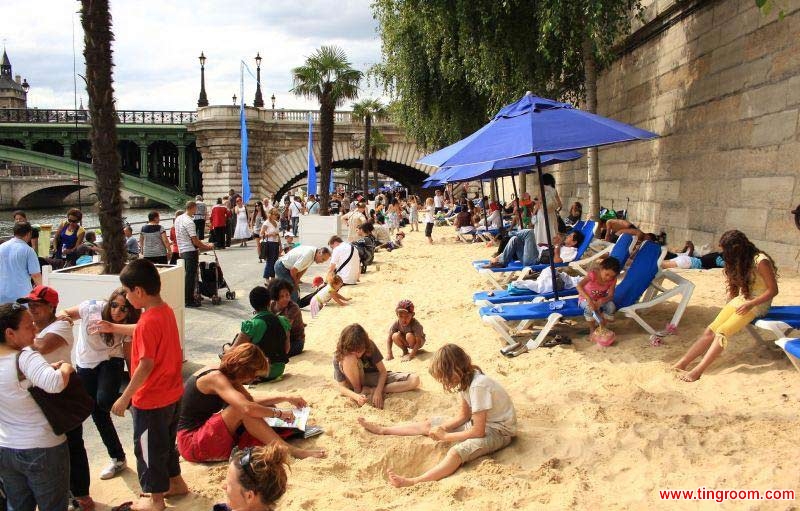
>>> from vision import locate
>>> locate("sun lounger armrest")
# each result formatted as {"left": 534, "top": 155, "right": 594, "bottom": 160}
{"left": 569, "top": 243, "right": 612, "bottom": 275}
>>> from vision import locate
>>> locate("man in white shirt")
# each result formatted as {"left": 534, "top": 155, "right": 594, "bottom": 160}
{"left": 290, "top": 196, "right": 304, "bottom": 235}
{"left": 305, "top": 195, "right": 320, "bottom": 215}
{"left": 327, "top": 235, "right": 360, "bottom": 285}
{"left": 433, "top": 189, "right": 445, "bottom": 213}
{"left": 174, "top": 201, "right": 214, "bottom": 307}
{"left": 342, "top": 202, "right": 368, "bottom": 242}
{"left": 274, "top": 246, "right": 331, "bottom": 303}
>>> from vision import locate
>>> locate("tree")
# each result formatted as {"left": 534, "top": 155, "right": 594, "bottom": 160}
{"left": 372, "top": 0, "right": 642, "bottom": 219}
{"left": 352, "top": 98, "right": 387, "bottom": 194}
{"left": 292, "top": 46, "right": 362, "bottom": 214}
{"left": 81, "top": 0, "right": 126, "bottom": 273}
{"left": 368, "top": 128, "right": 389, "bottom": 193}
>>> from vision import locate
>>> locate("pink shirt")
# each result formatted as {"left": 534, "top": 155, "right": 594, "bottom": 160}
{"left": 579, "top": 270, "right": 615, "bottom": 303}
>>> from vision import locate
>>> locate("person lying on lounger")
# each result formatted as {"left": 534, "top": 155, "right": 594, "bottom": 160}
{"left": 484, "top": 230, "right": 584, "bottom": 268}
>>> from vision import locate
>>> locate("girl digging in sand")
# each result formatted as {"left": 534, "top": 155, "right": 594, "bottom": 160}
{"left": 334, "top": 324, "right": 420, "bottom": 409}
{"left": 576, "top": 257, "right": 621, "bottom": 337}
{"left": 358, "top": 344, "right": 516, "bottom": 487}
{"left": 673, "top": 230, "right": 778, "bottom": 382}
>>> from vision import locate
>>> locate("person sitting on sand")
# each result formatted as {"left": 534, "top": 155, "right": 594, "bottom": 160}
{"left": 386, "top": 299, "right": 426, "bottom": 361}
{"left": 673, "top": 230, "right": 778, "bottom": 382}
{"left": 177, "top": 344, "right": 325, "bottom": 461}
{"left": 213, "top": 445, "right": 289, "bottom": 511}
{"left": 231, "top": 286, "right": 290, "bottom": 382}
{"left": 358, "top": 344, "right": 516, "bottom": 487}
{"left": 334, "top": 324, "right": 420, "bottom": 409}
{"left": 268, "top": 279, "right": 305, "bottom": 357}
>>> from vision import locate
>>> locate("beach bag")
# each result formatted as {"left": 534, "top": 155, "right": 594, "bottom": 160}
{"left": 16, "top": 353, "right": 94, "bottom": 435}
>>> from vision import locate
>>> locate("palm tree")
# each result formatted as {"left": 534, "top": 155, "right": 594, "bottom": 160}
{"left": 81, "top": 0, "right": 125, "bottom": 273}
{"left": 369, "top": 127, "right": 389, "bottom": 194}
{"left": 352, "top": 98, "right": 386, "bottom": 195}
{"left": 292, "top": 46, "right": 362, "bottom": 214}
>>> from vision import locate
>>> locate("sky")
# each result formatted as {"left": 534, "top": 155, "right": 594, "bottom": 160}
{"left": 2, "top": 0, "right": 385, "bottom": 112}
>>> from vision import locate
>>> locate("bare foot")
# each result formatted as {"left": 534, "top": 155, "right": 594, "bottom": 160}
{"left": 679, "top": 370, "right": 701, "bottom": 382}
{"left": 291, "top": 447, "right": 327, "bottom": 459}
{"left": 401, "top": 353, "right": 413, "bottom": 362}
{"left": 672, "top": 362, "right": 688, "bottom": 371}
{"left": 130, "top": 496, "right": 164, "bottom": 511}
{"left": 387, "top": 469, "right": 415, "bottom": 488}
{"left": 357, "top": 417, "right": 385, "bottom": 435}
{"left": 165, "top": 478, "right": 189, "bottom": 498}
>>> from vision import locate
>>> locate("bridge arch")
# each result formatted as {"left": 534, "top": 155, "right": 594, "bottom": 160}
{"left": 118, "top": 140, "right": 140, "bottom": 175}
{"left": 267, "top": 140, "right": 432, "bottom": 199}
{"left": 31, "top": 139, "right": 64, "bottom": 157}
{"left": 0, "top": 139, "right": 24, "bottom": 149}
{"left": 17, "top": 184, "right": 91, "bottom": 209}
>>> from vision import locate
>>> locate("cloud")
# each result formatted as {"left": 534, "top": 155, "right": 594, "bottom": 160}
{"left": 2, "top": 0, "right": 385, "bottom": 111}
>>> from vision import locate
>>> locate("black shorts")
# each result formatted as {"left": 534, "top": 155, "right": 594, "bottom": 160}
{"left": 425, "top": 222, "right": 434, "bottom": 237}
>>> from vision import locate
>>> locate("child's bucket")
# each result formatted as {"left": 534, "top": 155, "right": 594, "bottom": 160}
{"left": 591, "top": 326, "right": 616, "bottom": 347}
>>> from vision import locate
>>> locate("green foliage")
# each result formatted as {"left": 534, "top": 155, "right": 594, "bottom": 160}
{"left": 372, "top": 0, "right": 641, "bottom": 148}
{"left": 755, "top": 0, "right": 785, "bottom": 18}
{"left": 291, "top": 45, "right": 362, "bottom": 107}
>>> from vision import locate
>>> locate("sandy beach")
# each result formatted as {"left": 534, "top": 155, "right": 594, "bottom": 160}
{"left": 89, "top": 228, "right": 800, "bottom": 510}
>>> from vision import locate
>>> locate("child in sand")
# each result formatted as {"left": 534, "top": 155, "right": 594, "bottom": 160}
{"left": 673, "top": 230, "right": 778, "bottom": 382}
{"left": 112, "top": 259, "right": 187, "bottom": 511}
{"left": 231, "top": 286, "right": 290, "bottom": 382}
{"left": 334, "top": 324, "right": 420, "bottom": 409}
{"left": 386, "top": 299, "right": 426, "bottom": 361}
{"left": 423, "top": 197, "right": 435, "bottom": 244}
{"left": 310, "top": 275, "right": 351, "bottom": 318}
{"left": 576, "top": 257, "right": 621, "bottom": 336}
{"left": 358, "top": 344, "right": 516, "bottom": 487}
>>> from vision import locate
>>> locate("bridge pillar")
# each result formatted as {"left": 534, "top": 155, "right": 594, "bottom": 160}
{"left": 139, "top": 144, "right": 148, "bottom": 178}
{"left": 177, "top": 144, "right": 186, "bottom": 191}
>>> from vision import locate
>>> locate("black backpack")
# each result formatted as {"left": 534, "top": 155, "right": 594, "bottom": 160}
{"left": 353, "top": 235, "right": 376, "bottom": 272}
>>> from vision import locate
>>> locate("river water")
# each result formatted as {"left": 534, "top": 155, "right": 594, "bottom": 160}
{"left": 0, "top": 207, "right": 177, "bottom": 238}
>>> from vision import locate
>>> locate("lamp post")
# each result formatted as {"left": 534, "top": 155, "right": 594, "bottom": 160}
{"left": 197, "top": 52, "right": 209, "bottom": 107}
{"left": 232, "top": 94, "right": 237, "bottom": 106}
{"left": 253, "top": 53, "right": 264, "bottom": 107}
{"left": 271, "top": 94, "right": 275, "bottom": 110}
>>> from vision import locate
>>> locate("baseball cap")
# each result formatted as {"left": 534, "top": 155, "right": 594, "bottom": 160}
{"left": 283, "top": 232, "right": 294, "bottom": 238}
{"left": 396, "top": 299, "right": 414, "bottom": 314}
{"left": 17, "top": 285, "right": 59, "bottom": 307}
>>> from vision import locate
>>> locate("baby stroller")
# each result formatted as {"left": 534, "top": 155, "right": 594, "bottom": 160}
{"left": 198, "top": 250, "right": 236, "bottom": 305}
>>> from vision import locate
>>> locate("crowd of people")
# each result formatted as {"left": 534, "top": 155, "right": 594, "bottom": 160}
{"left": 0, "top": 176, "right": 785, "bottom": 510}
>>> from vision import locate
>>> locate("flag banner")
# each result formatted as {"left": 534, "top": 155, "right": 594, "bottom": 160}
{"left": 307, "top": 112, "right": 317, "bottom": 195}
{"left": 239, "top": 62, "right": 251, "bottom": 203}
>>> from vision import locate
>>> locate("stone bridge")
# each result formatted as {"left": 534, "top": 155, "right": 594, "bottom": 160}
{"left": 189, "top": 107, "right": 434, "bottom": 201}
{"left": 0, "top": 107, "right": 434, "bottom": 207}
{"left": 0, "top": 164, "right": 96, "bottom": 209}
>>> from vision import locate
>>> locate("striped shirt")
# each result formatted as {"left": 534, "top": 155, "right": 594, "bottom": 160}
{"left": 140, "top": 224, "right": 168, "bottom": 258}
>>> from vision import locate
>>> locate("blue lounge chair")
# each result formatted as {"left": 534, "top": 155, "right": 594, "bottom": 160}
{"left": 479, "top": 241, "right": 694, "bottom": 351}
{"left": 746, "top": 305, "right": 800, "bottom": 372}
{"left": 472, "top": 221, "right": 597, "bottom": 289}
{"left": 473, "top": 233, "right": 635, "bottom": 306}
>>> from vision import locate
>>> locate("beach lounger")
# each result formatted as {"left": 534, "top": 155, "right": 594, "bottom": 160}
{"left": 472, "top": 233, "right": 636, "bottom": 306}
{"left": 775, "top": 338, "right": 800, "bottom": 372}
{"left": 479, "top": 242, "right": 695, "bottom": 352}
{"left": 569, "top": 233, "right": 635, "bottom": 276}
{"left": 472, "top": 221, "right": 596, "bottom": 289}
{"left": 744, "top": 306, "right": 800, "bottom": 371}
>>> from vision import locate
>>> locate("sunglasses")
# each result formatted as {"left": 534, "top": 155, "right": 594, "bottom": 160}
{"left": 230, "top": 447, "right": 258, "bottom": 483}
{"left": 110, "top": 302, "right": 129, "bottom": 313}
{"left": 67, "top": 217, "right": 79, "bottom": 223}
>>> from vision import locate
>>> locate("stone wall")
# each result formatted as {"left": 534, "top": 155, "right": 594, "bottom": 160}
{"left": 548, "top": 0, "right": 800, "bottom": 272}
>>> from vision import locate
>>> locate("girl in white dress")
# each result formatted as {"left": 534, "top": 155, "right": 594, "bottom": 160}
{"left": 233, "top": 197, "right": 252, "bottom": 247}
{"left": 533, "top": 173, "right": 562, "bottom": 245}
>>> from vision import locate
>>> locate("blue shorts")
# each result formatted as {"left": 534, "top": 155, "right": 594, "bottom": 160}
{"left": 579, "top": 300, "right": 616, "bottom": 321}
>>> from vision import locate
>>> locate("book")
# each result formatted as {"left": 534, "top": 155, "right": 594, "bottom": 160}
{"left": 265, "top": 407, "right": 324, "bottom": 439}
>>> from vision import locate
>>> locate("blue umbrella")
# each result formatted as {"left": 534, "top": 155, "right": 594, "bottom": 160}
{"left": 442, "top": 151, "right": 583, "bottom": 183}
{"left": 419, "top": 92, "right": 658, "bottom": 300}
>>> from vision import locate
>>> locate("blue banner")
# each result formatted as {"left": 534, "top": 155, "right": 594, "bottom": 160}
{"left": 307, "top": 113, "right": 317, "bottom": 196}
{"left": 239, "top": 62, "right": 251, "bottom": 203}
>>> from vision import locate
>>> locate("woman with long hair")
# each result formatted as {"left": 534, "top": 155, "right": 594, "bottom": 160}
{"left": 259, "top": 208, "right": 282, "bottom": 280}
{"left": 57, "top": 287, "right": 141, "bottom": 482}
{"left": 673, "top": 230, "right": 778, "bottom": 381}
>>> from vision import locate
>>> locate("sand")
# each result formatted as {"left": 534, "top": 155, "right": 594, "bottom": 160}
{"left": 92, "top": 229, "right": 800, "bottom": 510}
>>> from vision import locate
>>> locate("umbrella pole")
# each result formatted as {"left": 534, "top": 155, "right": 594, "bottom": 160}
{"left": 511, "top": 176, "right": 522, "bottom": 229}
{"left": 480, "top": 179, "right": 489, "bottom": 229}
{"left": 536, "top": 154, "right": 559, "bottom": 300}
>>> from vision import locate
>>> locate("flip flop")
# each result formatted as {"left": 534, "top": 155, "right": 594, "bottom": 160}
{"left": 500, "top": 342, "right": 522, "bottom": 356}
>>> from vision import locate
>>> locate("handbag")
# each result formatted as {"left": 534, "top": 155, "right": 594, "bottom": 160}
{"left": 16, "top": 352, "right": 94, "bottom": 435}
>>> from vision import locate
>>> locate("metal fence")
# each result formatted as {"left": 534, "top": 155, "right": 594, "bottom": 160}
{"left": 0, "top": 109, "right": 198, "bottom": 125}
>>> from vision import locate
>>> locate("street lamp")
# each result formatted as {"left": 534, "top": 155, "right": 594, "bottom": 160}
{"left": 253, "top": 52, "right": 264, "bottom": 107}
{"left": 197, "top": 52, "right": 209, "bottom": 107}
{"left": 271, "top": 94, "right": 275, "bottom": 110}
{"left": 21, "top": 79, "right": 30, "bottom": 93}
{"left": 232, "top": 94, "right": 237, "bottom": 105}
